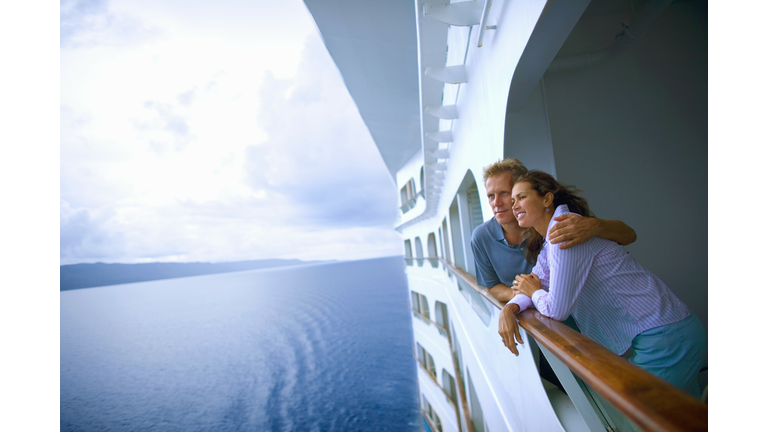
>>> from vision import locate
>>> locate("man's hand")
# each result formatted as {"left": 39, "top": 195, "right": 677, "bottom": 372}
{"left": 547, "top": 214, "right": 599, "bottom": 249}
{"left": 549, "top": 214, "right": 637, "bottom": 248}
{"left": 499, "top": 303, "right": 524, "bottom": 356}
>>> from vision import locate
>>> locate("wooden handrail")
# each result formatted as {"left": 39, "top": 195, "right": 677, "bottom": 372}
{"left": 408, "top": 257, "right": 707, "bottom": 432}
{"left": 519, "top": 309, "right": 707, "bottom": 432}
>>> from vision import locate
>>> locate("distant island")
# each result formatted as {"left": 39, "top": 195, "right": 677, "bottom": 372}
{"left": 60, "top": 259, "right": 333, "bottom": 291}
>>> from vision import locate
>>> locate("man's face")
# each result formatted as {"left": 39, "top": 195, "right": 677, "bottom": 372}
{"left": 485, "top": 172, "right": 519, "bottom": 226}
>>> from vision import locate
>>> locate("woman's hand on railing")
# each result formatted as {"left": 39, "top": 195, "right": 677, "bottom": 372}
{"left": 499, "top": 303, "right": 524, "bottom": 356}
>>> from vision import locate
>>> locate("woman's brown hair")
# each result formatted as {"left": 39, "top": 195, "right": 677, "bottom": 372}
{"left": 514, "top": 170, "right": 594, "bottom": 263}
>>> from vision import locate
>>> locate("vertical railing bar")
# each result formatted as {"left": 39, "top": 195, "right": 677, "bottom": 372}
{"left": 536, "top": 341, "right": 611, "bottom": 432}
{"left": 575, "top": 375, "right": 622, "bottom": 432}
{"left": 476, "top": 0, "right": 493, "bottom": 47}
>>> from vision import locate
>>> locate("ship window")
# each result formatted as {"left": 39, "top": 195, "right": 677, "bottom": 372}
{"left": 411, "top": 291, "right": 430, "bottom": 320}
{"left": 416, "top": 342, "right": 437, "bottom": 378}
{"left": 419, "top": 294, "right": 430, "bottom": 319}
{"left": 442, "top": 369, "right": 457, "bottom": 405}
{"left": 421, "top": 395, "right": 443, "bottom": 432}
{"left": 415, "top": 237, "right": 424, "bottom": 267}
{"left": 451, "top": 322, "right": 465, "bottom": 395}
{"left": 426, "top": 233, "right": 437, "bottom": 257}
{"left": 441, "top": 219, "right": 451, "bottom": 265}
{"left": 427, "top": 233, "right": 439, "bottom": 268}
{"left": 404, "top": 239, "right": 413, "bottom": 266}
{"left": 411, "top": 291, "right": 420, "bottom": 311}
{"left": 434, "top": 301, "right": 448, "bottom": 337}
{"left": 466, "top": 182, "right": 484, "bottom": 232}
{"left": 466, "top": 369, "right": 486, "bottom": 432}
{"left": 427, "top": 352, "right": 436, "bottom": 378}
{"left": 400, "top": 178, "right": 418, "bottom": 209}
{"left": 448, "top": 197, "right": 465, "bottom": 269}
{"left": 420, "top": 166, "right": 425, "bottom": 190}
{"left": 451, "top": 170, "right": 483, "bottom": 276}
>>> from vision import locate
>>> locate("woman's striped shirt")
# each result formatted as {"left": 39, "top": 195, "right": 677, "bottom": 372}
{"left": 523, "top": 205, "right": 690, "bottom": 355}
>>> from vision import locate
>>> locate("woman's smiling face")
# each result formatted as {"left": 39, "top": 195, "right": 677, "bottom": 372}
{"left": 511, "top": 181, "right": 552, "bottom": 233}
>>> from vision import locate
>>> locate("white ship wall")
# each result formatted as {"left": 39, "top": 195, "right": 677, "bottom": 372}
{"left": 407, "top": 264, "right": 574, "bottom": 432}
{"left": 429, "top": 0, "right": 551, "bottom": 225}
{"left": 411, "top": 267, "right": 462, "bottom": 432}
{"left": 403, "top": 2, "right": 603, "bottom": 431}
{"left": 407, "top": 0, "right": 553, "bottom": 265}
{"left": 401, "top": 1, "right": 707, "bottom": 431}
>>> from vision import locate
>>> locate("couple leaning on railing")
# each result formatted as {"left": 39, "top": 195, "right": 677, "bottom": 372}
{"left": 468, "top": 158, "right": 707, "bottom": 430}
{"left": 442, "top": 262, "right": 706, "bottom": 432}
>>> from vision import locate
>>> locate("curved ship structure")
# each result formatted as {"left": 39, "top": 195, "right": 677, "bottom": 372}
{"left": 304, "top": 1, "right": 707, "bottom": 431}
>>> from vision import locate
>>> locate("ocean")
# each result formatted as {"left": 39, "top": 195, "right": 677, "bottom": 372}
{"left": 60, "top": 256, "right": 422, "bottom": 432}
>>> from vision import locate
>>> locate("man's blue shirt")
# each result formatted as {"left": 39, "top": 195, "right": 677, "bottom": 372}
{"left": 471, "top": 217, "right": 534, "bottom": 288}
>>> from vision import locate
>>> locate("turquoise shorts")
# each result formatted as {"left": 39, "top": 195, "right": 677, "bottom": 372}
{"left": 629, "top": 313, "right": 707, "bottom": 398}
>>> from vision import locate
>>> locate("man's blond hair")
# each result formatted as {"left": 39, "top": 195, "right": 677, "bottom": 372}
{"left": 482, "top": 158, "right": 528, "bottom": 184}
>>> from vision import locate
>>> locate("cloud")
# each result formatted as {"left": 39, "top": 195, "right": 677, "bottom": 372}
{"left": 60, "top": 200, "right": 126, "bottom": 263}
{"left": 134, "top": 100, "right": 193, "bottom": 154}
{"left": 60, "top": 192, "right": 403, "bottom": 265}
{"left": 60, "top": 104, "right": 141, "bottom": 208}
{"left": 60, "top": 0, "right": 161, "bottom": 49}
{"left": 243, "top": 35, "right": 399, "bottom": 228}
{"left": 176, "top": 88, "right": 197, "bottom": 106}
{"left": 59, "top": 4, "right": 404, "bottom": 265}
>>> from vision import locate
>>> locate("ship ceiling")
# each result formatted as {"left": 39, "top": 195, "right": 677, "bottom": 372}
{"left": 303, "top": 0, "right": 422, "bottom": 180}
{"left": 554, "top": 0, "right": 649, "bottom": 58}
{"left": 505, "top": 0, "right": 699, "bottom": 114}
{"left": 550, "top": 0, "right": 703, "bottom": 66}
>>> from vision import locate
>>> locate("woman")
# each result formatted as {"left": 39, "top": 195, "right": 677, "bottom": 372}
{"left": 506, "top": 170, "right": 706, "bottom": 397}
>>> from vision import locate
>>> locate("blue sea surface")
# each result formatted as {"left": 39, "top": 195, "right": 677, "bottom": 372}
{"left": 61, "top": 256, "right": 422, "bottom": 431}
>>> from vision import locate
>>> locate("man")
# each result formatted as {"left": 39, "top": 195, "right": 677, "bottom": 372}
{"left": 471, "top": 158, "right": 637, "bottom": 355}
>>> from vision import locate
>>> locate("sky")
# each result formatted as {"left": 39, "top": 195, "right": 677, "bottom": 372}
{"left": 59, "top": 0, "right": 403, "bottom": 265}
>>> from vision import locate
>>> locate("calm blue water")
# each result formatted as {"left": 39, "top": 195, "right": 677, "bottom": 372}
{"left": 61, "top": 257, "right": 422, "bottom": 431}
